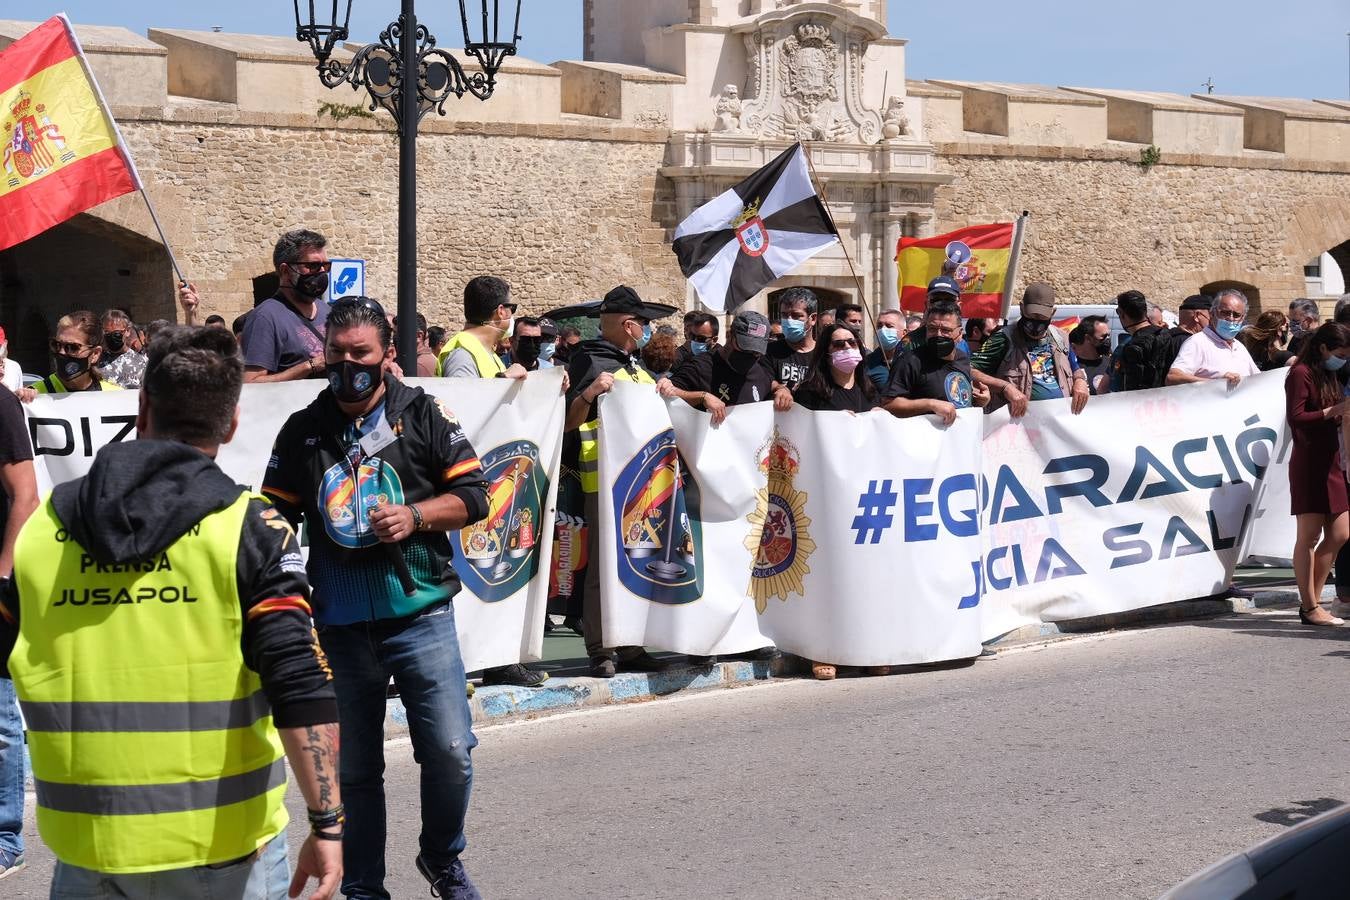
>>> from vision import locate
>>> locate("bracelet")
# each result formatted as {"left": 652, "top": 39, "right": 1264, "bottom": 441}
{"left": 311, "top": 829, "right": 343, "bottom": 842}
{"left": 307, "top": 805, "right": 345, "bottom": 830}
{"left": 409, "top": 504, "right": 425, "bottom": 531}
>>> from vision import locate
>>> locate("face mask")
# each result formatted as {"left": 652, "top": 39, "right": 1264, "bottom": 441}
{"left": 539, "top": 342, "right": 556, "bottom": 363}
{"left": 514, "top": 338, "right": 542, "bottom": 369}
{"left": 0, "top": 343, "right": 6, "bottom": 364}
{"left": 632, "top": 323, "right": 652, "bottom": 350}
{"left": 328, "top": 359, "right": 383, "bottom": 404}
{"left": 293, "top": 270, "right": 329, "bottom": 299}
{"left": 780, "top": 318, "right": 807, "bottom": 344}
{"left": 1019, "top": 319, "right": 1050, "bottom": 341}
{"left": 690, "top": 340, "right": 709, "bottom": 356}
{"left": 728, "top": 349, "right": 759, "bottom": 374}
{"left": 1325, "top": 355, "right": 1347, "bottom": 372}
{"left": 925, "top": 336, "right": 957, "bottom": 359}
{"left": 55, "top": 353, "right": 89, "bottom": 381}
{"left": 104, "top": 331, "right": 125, "bottom": 354}
{"left": 1095, "top": 339, "right": 1112, "bottom": 359}
{"left": 830, "top": 348, "right": 863, "bottom": 373}
{"left": 1215, "top": 319, "right": 1242, "bottom": 341}
{"left": 877, "top": 327, "right": 900, "bottom": 351}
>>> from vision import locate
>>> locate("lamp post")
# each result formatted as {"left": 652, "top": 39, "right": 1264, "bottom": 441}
{"left": 294, "top": 0, "right": 522, "bottom": 372}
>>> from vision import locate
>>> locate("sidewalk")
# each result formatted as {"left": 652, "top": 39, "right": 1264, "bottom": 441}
{"left": 379, "top": 567, "right": 1310, "bottom": 735}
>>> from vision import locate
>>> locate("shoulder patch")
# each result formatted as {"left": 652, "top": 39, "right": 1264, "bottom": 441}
{"left": 434, "top": 397, "right": 461, "bottom": 427}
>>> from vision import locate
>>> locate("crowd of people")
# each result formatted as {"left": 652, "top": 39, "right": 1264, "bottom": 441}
{"left": 2, "top": 226, "right": 1350, "bottom": 897}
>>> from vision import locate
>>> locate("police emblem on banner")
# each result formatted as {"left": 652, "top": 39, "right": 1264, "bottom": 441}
{"left": 745, "top": 429, "right": 815, "bottom": 612}
{"left": 453, "top": 441, "right": 546, "bottom": 602}
{"left": 611, "top": 431, "right": 704, "bottom": 604}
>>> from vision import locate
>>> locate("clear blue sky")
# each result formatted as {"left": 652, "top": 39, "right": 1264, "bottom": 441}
{"left": 45, "top": 1, "right": 1350, "bottom": 99}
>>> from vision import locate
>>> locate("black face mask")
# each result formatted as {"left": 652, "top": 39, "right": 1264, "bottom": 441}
{"left": 1094, "top": 339, "right": 1112, "bottom": 358}
{"left": 514, "top": 338, "right": 542, "bottom": 369}
{"left": 328, "top": 360, "right": 383, "bottom": 404}
{"left": 104, "top": 332, "right": 125, "bottom": 354}
{"left": 55, "top": 353, "right": 90, "bottom": 381}
{"left": 1019, "top": 319, "right": 1050, "bottom": 341}
{"left": 728, "top": 349, "right": 759, "bottom": 374}
{"left": 292, "top": 270, "right": 329, "bottom": 300}
{"left": 925, "top": 336, "right": 956, "bottom": 359}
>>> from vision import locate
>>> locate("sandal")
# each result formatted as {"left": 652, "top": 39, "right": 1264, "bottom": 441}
{"left": 811, "top": 662, "right": 836, "bottom": 680}
{"left": 1299, "top": 606, "right": 1344, "bottom": 626}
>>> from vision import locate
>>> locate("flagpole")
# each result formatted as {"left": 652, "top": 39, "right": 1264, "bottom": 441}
{"left": 60, "top": 16, "right": 188, "bottom": 295}
{"left": 801, "top": 142, "right": 878, "bottom": 335}
{"left": 999, "top": 211, "right": 1030, "bottom": 319}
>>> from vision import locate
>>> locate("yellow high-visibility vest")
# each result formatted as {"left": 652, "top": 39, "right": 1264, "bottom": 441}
{"left": 34, "top": 374, "right": 122, "bottom": 393}
{"left": 578, "top": 365, "right": 654, "bottom": 493}
{"left": 10, "top": 492, "right": 288, "bottom": 874}
{"left": 436, "top": 330, "right": 505, "bottom": 378}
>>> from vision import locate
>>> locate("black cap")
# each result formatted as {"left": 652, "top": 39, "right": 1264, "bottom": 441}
{"left": 598, "top": 285, "right": 677, "bottom": 321}
{"left": 1180, "top": 294, "right": 1211, "bottom": 311}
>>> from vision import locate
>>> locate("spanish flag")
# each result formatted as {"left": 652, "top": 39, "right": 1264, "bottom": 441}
{"left": 896, "top": 223, "right": 1015, "bottom": 318}
{"left": 0, "top": 16, "right": 139, "bottom": 252}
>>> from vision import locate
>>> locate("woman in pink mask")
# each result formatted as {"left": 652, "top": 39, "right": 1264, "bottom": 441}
{"left": 794, "top": 323, "right": 879, "bottom": 415}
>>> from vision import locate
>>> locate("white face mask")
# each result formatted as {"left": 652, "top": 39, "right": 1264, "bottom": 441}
{"left": 0, "top": 343, "right": 7, "bottom": 364}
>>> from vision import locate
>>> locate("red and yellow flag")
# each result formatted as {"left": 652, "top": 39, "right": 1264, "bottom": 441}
{"left": 0, "top": 16, "right": 139, "bottom": 252}
{"left": 896, "top": 223, "right": 1015, "bottom": 318}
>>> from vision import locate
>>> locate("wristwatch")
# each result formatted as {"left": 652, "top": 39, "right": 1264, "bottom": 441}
{"left": 409, "top": 504, "right": 425, "bottom": 532}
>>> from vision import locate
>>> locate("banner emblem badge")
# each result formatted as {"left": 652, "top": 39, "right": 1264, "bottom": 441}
{"left": 612, "top": 431, "right": 704, "bottom": 604}
{"left": 746, "top": 430, "right": 816, "bottom": 612}
{"left": 455, "top": 441, "right": 546, "bottom": 602}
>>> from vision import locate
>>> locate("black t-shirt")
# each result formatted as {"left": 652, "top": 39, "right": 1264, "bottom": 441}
{"left": 670, "top": 350, "right": 776, "bottom": 406}
{"left": 766, "top": 338, "right": 814, "bottom": 391}
{"left": 883, "top": 352, "right": 975, "bottom": 407}
{"left": 0, "top": 388, "right": 34, "bottom": 542}
{"left": 795, "top": 378, "right": 876, "bottom": 413}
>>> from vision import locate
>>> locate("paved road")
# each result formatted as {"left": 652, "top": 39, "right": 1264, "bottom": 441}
{"left": 10, "top": 607, "right": 1350, "bottom": 899}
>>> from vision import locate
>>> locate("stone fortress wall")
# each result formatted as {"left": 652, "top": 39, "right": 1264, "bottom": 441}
{"left": 0, "top": 1, "right": 1346, "bottom": 356}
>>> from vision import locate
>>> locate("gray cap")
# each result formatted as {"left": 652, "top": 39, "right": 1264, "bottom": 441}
{"left": 731, "top": 310, "right": 771, "bottom": 354}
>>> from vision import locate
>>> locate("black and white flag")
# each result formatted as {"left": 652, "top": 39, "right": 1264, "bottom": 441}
{"left": 672, "top": 143, "right": 839, "bottom": 313}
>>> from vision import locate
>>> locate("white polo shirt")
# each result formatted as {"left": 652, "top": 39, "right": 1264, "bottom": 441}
{"left": 1171, "top": 327, "right": 1260, "bottom": 380}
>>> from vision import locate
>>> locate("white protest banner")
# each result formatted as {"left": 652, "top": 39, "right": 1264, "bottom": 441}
{"left": 22, "top": 373, "right": 565, "bottom": 672}
{"left": 979, "top": 372, "right": 1286, "bottom": 640}
{"left": 757, "top": 406, "right": 985, "bottom": 667}
{"left": 594, "top": 381, "right": 774, "bottom": 654}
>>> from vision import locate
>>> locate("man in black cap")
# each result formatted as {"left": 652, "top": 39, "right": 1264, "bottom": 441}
{"left": 1168, "top": 294, "right": 1212, "bottom": 369}
{"left": 659, "top": 311, "right": 793, "bottom": 426}
{"left": 902, "top": 276, "right": 971, "bottom": 356}
{"left": 564, "top": 285, "right": 673, "bottom": 677}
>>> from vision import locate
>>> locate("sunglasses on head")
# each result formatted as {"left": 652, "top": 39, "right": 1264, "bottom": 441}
{"left": 331, "top": 295, "right": 387, "bottom": 319}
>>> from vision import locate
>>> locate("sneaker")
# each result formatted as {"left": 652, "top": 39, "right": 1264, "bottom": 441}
{"left": 616, "top": 649, "right": 670, "bottom": 673}
{"left": 1331, "top": 599, "right": 1350, "bottom": 619}
{"left": 416, "top": 854, "right": 481, "bottom": 900}
{"left": 589, "top": 656, "right": 616, "bottom": 678}
{"left": 562, "top": 616, "right": 584, "bottom": 636}
{"left": 0, "top": 848, "right": 25, "bottom": 881}
{"left": 685, "top": 654, "right": 717, "bottom": 667}
{"left": 480, "top": 663, "right": 549, "bottom": 688}
{"left": 749, "top": 646, "right": 779, "bottom": 661}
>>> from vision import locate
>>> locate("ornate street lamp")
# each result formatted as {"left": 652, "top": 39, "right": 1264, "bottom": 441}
{"left": 294, "top": 0, "right": 522, "bottom": 371}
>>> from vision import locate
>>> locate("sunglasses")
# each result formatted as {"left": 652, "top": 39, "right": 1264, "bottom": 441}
{"left": 287, "top": 260, "right": 333, "bottom": 274}
{"left": 49, "top": 339, "right": 93, "bottom": 355}
{"left": 829, "top": 338, "right": 859, "bottom": 350}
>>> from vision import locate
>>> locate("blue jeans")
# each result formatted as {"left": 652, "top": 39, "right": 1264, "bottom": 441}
{"left": 0, "top": 678, "right": 23, "bottom": 858}
{"left": 318, "top": 600, "right": 477, "bottom": 900}
{"left": 50, "top": 831, "right": 288, "bottom": 898}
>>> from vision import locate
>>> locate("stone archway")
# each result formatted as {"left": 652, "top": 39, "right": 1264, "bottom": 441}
{"left": 1200, "top": 280, "right": 1261, "bottom": 307}
{"left": 0, "top": 213, "right": 173, "bottom": 376}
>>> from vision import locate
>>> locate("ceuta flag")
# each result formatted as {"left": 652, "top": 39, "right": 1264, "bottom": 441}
{"left": 0, "top": 16, "right": 140, "bottom": 252}
{"left": 896, "top": 223, "right": 1015, "bottom": 318}
{"left": 673, "top": 143, "right": 838, "bottom": 313}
